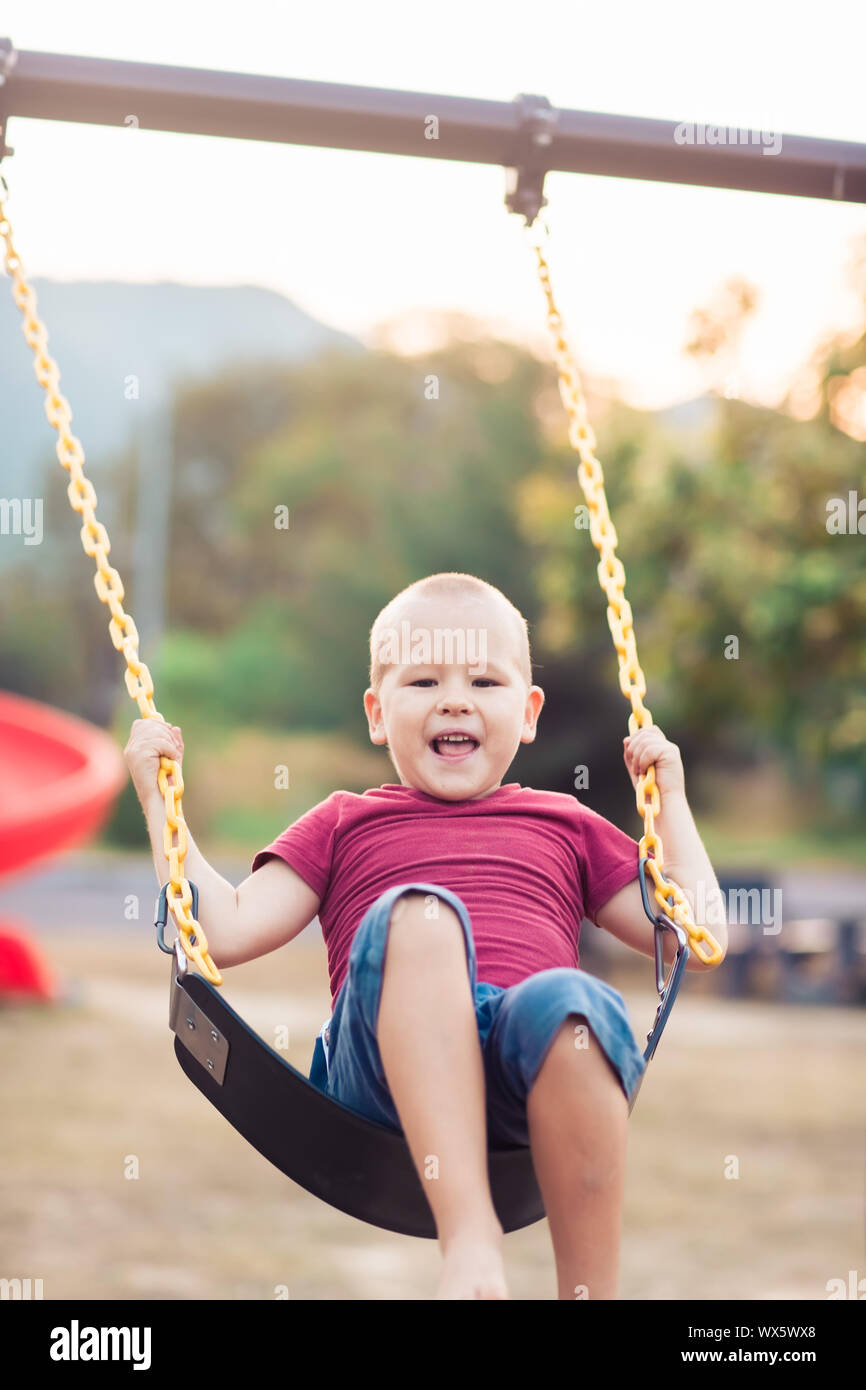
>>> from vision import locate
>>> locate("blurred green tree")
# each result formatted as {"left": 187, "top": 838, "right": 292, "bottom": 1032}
{"left": 3, "top": 275, "right": 866, "bottom": 835}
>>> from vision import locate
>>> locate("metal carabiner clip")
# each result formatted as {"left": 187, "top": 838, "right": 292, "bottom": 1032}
{"left": 637, "top": 856, "right": 690, "bottom": 1065}
{"left": 154, "top": 878, "right": 200, "bottom": 979}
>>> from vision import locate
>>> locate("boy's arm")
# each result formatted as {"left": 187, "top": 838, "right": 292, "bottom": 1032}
{"left": 594, "top": 733, "right": 728, "bottom": 973}
{"left": 141, "top": 787, "right": 320, "bottom": 970}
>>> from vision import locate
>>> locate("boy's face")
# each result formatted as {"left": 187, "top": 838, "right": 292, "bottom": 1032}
{"left": 363, "top": 594, "right": 545, "bottom": 801}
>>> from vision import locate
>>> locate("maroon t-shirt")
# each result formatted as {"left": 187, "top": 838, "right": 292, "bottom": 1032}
{"left": 252, "top": 782, "right": 640, "bottom": 1009}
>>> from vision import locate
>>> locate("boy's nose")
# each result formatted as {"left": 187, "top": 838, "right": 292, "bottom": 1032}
{"left": 437, "top": 690, "right": 474, "bottom": 711}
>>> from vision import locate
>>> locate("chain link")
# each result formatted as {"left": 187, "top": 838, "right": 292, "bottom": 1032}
{"left": 0, "top": 178, "right": 222, "bottom": 985}
{"left": 526, "top": 220, "right": 723, "bottom": 967}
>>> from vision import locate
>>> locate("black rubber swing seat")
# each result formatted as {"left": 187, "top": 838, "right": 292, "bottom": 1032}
{"left": 161, "top": 864, "right": 690, "bottom": 1239}
{"left": 168, "top": 967, "right": 546, "bottom": 1240}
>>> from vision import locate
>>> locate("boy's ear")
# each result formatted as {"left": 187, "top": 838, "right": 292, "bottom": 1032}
{"left": 363, "top": 688, "right": 387, "bottom": 745}
{"left": 522, "top": 684, "right": 545, "bottom": 742}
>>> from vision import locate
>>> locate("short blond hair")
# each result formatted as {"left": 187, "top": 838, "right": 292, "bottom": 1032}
{"left": 368, "top": 572, "right": 532, "bottom": 692}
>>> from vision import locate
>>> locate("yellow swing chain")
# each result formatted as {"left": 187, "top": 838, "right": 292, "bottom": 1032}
{"left": 526, "top": 221, "right": 723, "bottom": 967}
{"left": 0, "top": 178, "right": 222, "bottom": 986}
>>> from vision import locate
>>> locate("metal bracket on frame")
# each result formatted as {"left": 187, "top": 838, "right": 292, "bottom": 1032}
{"left": 0, "top": 39, "right": 17, "bottom": 164}
{"left": 504, "top": 93, "right": 558, "bottom": 225}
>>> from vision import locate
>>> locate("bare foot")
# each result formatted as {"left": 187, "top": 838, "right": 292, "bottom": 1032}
{"left": 436, "top": 1232, "right": 510, "bottom": 1300}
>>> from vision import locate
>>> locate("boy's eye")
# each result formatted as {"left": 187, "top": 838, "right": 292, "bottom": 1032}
{"left": 408, "top": 678, "right": 499, "bottom": 687}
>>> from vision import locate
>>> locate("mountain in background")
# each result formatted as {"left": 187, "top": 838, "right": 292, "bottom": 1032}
{"left": 0, "top": 279, "right": 364, "bottom": 499}
{"left": 0, "top": 276, "right": 725, "bottom": 538}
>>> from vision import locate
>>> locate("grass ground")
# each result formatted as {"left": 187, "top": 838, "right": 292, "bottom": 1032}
{"left": 1, "top": 929, "right": 863, "bottom": 1301}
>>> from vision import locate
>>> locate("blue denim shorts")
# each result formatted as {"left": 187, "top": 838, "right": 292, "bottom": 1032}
{"left": 308, "top": 882, "right": 647, "bottom": 1147}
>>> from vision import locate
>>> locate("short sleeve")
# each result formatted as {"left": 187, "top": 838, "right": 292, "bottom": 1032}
{"left": 578, "top": 803, "right": 641, "bottom": 922}
{"left": 251, "top": 792, "right": 341, "bottom": 900}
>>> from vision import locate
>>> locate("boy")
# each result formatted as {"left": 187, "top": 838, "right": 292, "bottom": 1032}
{"left": 125, "top": 571, "right": 726, "bottom": 1300}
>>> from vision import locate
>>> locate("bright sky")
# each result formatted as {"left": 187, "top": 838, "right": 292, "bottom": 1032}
{"left": 3, "top": 0, "right": 866, "bottom": 410}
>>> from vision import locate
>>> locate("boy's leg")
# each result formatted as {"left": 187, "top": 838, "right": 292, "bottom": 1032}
{"left": 376, "top": 889, "right": 508, "bottom": 1299}
{"left": 526, "top": 1013, "right": 628, "bottom": 1300}
{"left": 483, "top": 967, "right": 644, "bottom": 1301}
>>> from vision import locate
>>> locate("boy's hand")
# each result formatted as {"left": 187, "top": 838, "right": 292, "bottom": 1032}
{"left": 124, "top": 717, "right": 184, "bottom": 803}
{"left": 623, "top": 726, "right": 685, "bottom": 798}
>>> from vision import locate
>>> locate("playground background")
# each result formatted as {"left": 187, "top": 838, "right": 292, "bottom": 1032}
{"left": 2, "top": 2, "right": 866, "bottom": 1302}
{"left": 2, "top": 266, "right": 866, "bottom": 1301}
{"left": 2, "top": 274, "right": 866, "bottom": 1298}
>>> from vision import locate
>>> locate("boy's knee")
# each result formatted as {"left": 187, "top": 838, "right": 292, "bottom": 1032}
{"left": 390, "top": 889, "right": 462, "bottom": 931}
{"left": 387, "top": 891, "right": 466, "bottom": 958}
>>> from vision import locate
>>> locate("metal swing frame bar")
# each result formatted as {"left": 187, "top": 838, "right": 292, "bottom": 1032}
{"left": 1, "top": 39, "right": 865, "bottom": 205}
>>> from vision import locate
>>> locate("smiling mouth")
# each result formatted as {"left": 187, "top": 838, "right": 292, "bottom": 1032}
{"left": 430, "top": 736, "right": 480, "bottom": 760}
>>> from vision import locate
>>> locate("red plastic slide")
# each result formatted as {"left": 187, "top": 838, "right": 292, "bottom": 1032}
{"left": 0, "top": 690, "right": 127, "bottom": 1000}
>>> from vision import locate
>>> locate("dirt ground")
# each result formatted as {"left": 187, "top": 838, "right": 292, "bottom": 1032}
{"left": 1, "top": 927, "right": 864, "bottom": 1302}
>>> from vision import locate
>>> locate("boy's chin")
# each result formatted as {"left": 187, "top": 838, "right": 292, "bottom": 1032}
{"left": 419, "top": 756, "right": 505, "bottom": 799}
